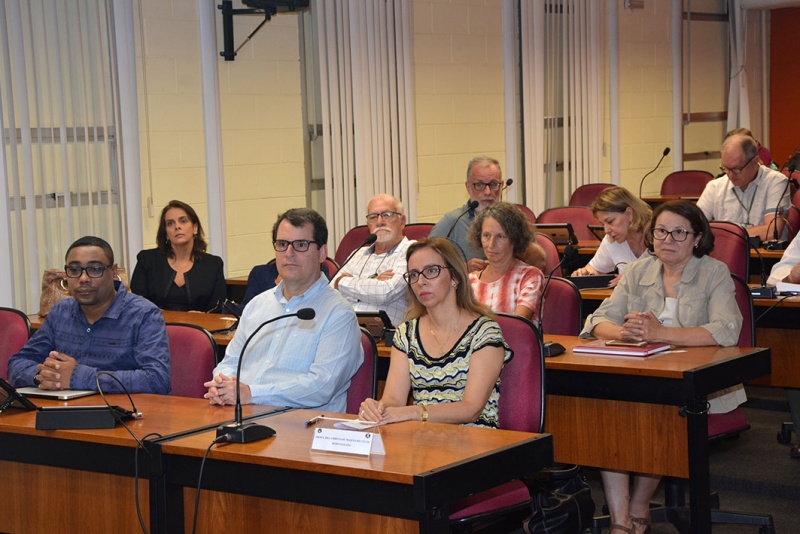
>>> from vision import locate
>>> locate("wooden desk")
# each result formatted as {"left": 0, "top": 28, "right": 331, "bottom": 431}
{"left": 579, "top": 287, "right": 800, "bottom": 388}
{"left": 0, "top": 394, "right": 278, "bottom": 534}
{"left": 153, "top": 408, "right": 553, "bottom": 534}
{"left": 542, "top": 335, "right": 771, "bottom": 532}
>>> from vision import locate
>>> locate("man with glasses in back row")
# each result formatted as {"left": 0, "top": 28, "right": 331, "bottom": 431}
{"left": 330, "top": 194, "right": 413, "bottom": 326}
{"left": 205, "top": 208, "right": 363, "bottom": 412}
{"left": 697, "top": 130, "right": 789, "bottom": 240}
{"left": 8, "top": 236, "right": 171, "bottom": 394}
{"left": 430, "top": 156, "right": 546, "bottom": 273}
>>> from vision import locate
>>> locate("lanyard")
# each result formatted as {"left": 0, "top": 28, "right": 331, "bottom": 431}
{"left": 731, "top": 184, "right": 757, "bottom": 226}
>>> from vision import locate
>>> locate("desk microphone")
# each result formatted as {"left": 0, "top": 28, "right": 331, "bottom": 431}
{"left": 764, "top": 163, "right": 796, "bottom": 250}
{"left": 446, "top": 200, "right": 480, "bottom": 239}
{"left": 638, "top": 147, "right": 671, "bottom": 198}
{"left": 539, "top": 244, "right": 577, "bottom": 356}
{"left": 337, "top": 233, "right": 378, "bottom": 276}
{"left": 502, "top": 178, "right": 513, "bottom": 191}
{"left": 216, "top": 308, "right": 316, "bottom": 443}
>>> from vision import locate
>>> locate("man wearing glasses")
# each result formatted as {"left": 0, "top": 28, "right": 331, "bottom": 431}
{"left": 430, "top": 156, "right": 546, "bottom": 272}
{"left": 331, "top": 194, "right": 413, "bottom": 325}
{"left": 205, "top": 208, "right": 363, "bottom": 412}
{"left": 697, "top": 131, "right": 789, "bottom": 240}
{"left": 8, "top": 236, "right": 171, "bottom": 394}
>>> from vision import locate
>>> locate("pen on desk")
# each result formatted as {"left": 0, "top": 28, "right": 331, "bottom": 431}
{"left": 305, "top": 415, "right": 324, "bottom": 427}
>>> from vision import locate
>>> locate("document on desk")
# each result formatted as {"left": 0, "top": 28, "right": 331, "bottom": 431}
{"left": 573, "top": 339, "right": 671, "bottom": 357}
{"left": 776, "top": 281, "right": 800, "bottom": 295}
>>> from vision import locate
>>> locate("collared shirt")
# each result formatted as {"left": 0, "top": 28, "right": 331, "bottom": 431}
{"left": 580, "top": 254, "right": 742, "bottom": 347}
{"left": 697, "top": 165, "right": 789, "bottom": 236}
{"left": 429, "top": 202, "right": 484, "bottom": 261}
{"left": 214, "top": 275, "right": 363, "bottom": 412}
{"left": 330, "top": 237, "right": 413, "bottom": 325}
{"left": 8, "top": 282, "right": 171, "bottom": 394}
{"left": 767, "top": 232, "right": 800, "bottom": 285}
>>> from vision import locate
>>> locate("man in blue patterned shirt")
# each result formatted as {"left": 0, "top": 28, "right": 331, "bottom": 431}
{"left": 8, "top": 236, "right": 171, "bottom": 394}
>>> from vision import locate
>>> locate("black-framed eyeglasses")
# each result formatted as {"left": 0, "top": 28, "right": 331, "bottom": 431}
{"left": 719, "top": 154, "right": 756, "bottom": 176}
{"left": 64, "top": 264, "right": 113, "bottom": 278}
{"left": 365, "top": 211, "right": 402, "bottom": 222}
{"left": 652, "top": 227, "right": 696, "bottom": 242}
{"left": 469, "top": 181, "right": 502, "bottom": 192}
{"left": 273, "top": 240, "right": 319, "bottom": 252}
{"left": 403, "top": 264, "right": 450, "bottom": 285}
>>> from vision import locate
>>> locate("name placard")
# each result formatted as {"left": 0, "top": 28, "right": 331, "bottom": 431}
{"left": 311, "top": 427, "right": 385, "bottom": 456}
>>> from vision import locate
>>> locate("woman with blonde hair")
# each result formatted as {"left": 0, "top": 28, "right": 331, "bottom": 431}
{"left": 572, "top": 186, "right": 652, "bottom": 286}
{"left": 360, "top": 237, "right": 512, "bottom": 428}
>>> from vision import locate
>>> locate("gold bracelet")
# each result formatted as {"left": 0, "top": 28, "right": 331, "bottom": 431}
{"left": 421, "top": 405, "right": 429, "bottom": 422}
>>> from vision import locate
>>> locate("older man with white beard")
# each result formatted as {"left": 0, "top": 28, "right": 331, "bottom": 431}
{"left": 331, "top": 194, "right": 413, "bottom": 325}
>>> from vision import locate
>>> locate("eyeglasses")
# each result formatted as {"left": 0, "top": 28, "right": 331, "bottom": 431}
{"left": 403, "top": 264, "right": 450, "bottom": 285}
{"left": 652, "top": 227, "right": 696, "bottom": 242}
{"left": 365, "top": 211, "right": 402, "bottom": 222}
{"left": 273, "top": 240, "right": 319, "bottom": 252}
{"left": 64, "top": 264, "right": 112, "bottom": 278}
{"left": 469, "top": 181, "right": 502, "bottom": 192}
{"left": 719, "top": 154, "right": 756, "bottom": 175}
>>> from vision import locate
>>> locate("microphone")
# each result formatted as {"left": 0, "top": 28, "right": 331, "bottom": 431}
{"left": 638, "top": 147, "right": 671, "bottom": 197}
{"left": 446, "top": 200, "right": 480, "bottom": 239}
{"left": 502, "top": 178, "right": 513, "bottom": 190}
{"left": 715, "top": 171, "right": 726, "bottom": 179}
{"left": 538, "top": 244, "right": 578, "bottom": 356}
{"left": 336, "top": 233, "right": 378, "bottom": 278}
{"left": 764, "top": 163, "right": 796, "bottom": 248}
{"left": 216, "top": 308, "right": 316, "bottom": 443}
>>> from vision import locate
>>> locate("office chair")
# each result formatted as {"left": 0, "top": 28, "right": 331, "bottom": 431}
{"left": 402, "top": 222, "right": 435, "bottom": 241}
{"left": 537, "top": 207, "right": 601, "bottom": 243}
{"left": 0, "top": 307, "right": 32, "bottom": 381}
{"left": 709, "top": 221, "right": 749, "bottom": 282}
{"left": 540, "top": 277, "right": 582, "bottom": 336}
{"left": 514, "top": 203, "right": 537, "bottom": 224}
{"left": 166, "top": 323, "right": 218, "bottom": 399}
{"left": 334, "top": 225, "right": 372, "bottom": 266}
{"left": 534, "top": 232, "right": 562, "bottom": 278}
{"left": 568, "top": 183, "right": 615, "bottom": 207}
{"left": 449, "top": 313, "right": 545, "bottom": 533}
{"left": 345, "top": 328, "right": 378, "bottom": 415}
{"left": 659, "top": 170, "right": 715, "bottom": 197}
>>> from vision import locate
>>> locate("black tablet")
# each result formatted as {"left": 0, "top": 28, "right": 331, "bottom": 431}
{"left": 0, "top": 377, "right": 38, "bottom": 413}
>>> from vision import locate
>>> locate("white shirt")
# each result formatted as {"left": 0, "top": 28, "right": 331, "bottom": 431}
{"left": 767, "top": 232, "right": 800, "bottom": 285}
{"left": 330, "top": 237, "right": 413, "bottom": 325}
{"left": 588, "top": 236, "right": 650, "bottom": 274}
{"left": 697, "top": 165, "right": 789, "bottom": 237}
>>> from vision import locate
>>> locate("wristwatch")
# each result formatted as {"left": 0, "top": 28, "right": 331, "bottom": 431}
{"left": 32, "top": 373, "right": 41, "bottom": 386}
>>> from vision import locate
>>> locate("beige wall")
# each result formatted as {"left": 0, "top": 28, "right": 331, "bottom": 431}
{"left": 133, "top": 1, "right": 763, "bottom": 278}
{"left": 135, "top": 0, "right": 304, "bottom": 277}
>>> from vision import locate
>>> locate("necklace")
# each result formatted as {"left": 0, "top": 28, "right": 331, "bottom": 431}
{"left": 429, "top": 311, "right": 461, "bottom": 354}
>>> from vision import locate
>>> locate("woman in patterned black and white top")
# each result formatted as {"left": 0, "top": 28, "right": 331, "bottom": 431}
{"left": 359, "top": 237, "right": 512, "bottom": 429}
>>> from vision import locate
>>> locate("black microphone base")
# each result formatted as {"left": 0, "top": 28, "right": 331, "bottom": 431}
{"left": 750, "top": 286, "right": 777, "bottom": 299}
{"left": 764, "top": 239, "right": 789, "bottom": 251}
{"left": 217, "top": 422, "right": 276, "bottom": 443}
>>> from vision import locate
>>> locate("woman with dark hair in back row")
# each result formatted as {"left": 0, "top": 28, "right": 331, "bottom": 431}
{"left": 131, "top": 200, "right": 226, "bottom": 312}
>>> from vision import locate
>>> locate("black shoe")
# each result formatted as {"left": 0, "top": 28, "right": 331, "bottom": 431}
{"left": 791, "top": 444, "right": 800, "bottom": 459}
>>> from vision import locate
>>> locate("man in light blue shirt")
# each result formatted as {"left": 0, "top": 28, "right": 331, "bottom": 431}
{"left": 204, "top": 208, "right": 363, "bottom": 412}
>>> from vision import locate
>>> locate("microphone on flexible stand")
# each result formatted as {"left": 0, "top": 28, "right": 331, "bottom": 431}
{"left": 539, "top": 244, "right": 578, "bottom": 357}
{"left": 764, "top": 163, "right": 797, "bottom": 250}
{"left": 502, "top": 178, "right": 513, "bottom": 191}
{"left": 337, "top": 233, "right": 378, "bottom": 275}
{"left": 446, "top": 200, "right": 480, "bottom": 239}
{"left": 638, "top": 147, "right": 671, "bottom": 198}
{"left": 216, "top": 308, "right": 316, "bottom": 443}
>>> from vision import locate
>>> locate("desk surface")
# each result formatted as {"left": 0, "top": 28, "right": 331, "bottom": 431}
{"left": 157, "top": 408, "right": 553, "bottom": 533}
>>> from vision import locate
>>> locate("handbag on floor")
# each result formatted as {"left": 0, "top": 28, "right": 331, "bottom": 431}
{"left": 523, "top": 464, "right": 596, "bottom": 534}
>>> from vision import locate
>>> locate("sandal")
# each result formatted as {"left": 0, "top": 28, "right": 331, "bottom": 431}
{"left": 609, "top": 524, "right": 634, "bottom": 534}
{"left": 630, "top": 515, "right": 651, "bottom": 534}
